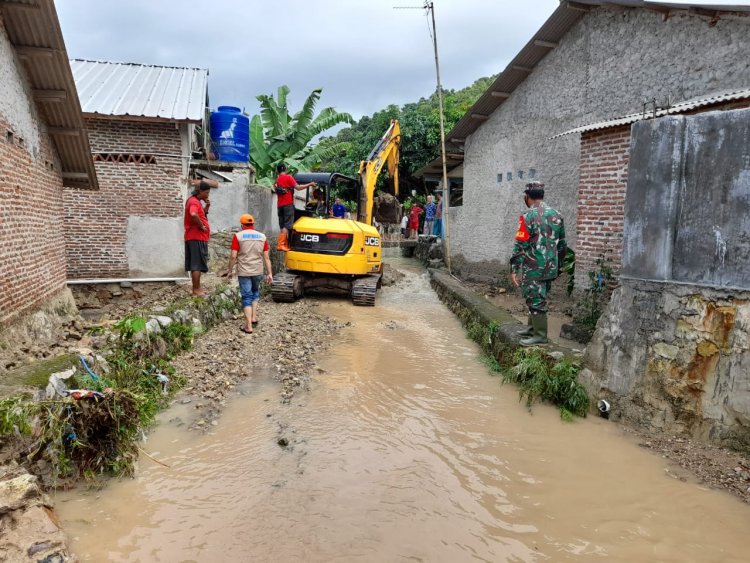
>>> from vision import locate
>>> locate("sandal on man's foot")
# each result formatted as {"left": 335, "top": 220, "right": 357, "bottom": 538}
{"left": 240, "top": 326, "right": 253, "bottom": 334}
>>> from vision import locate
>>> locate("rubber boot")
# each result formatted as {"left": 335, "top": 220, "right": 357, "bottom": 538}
{"left": 276, "top": 231, "right": 290, "bottom": 252}
{"left": 520, "top": 314, "right": 549, "bottom": 346}
{"left": 518, "top": 316, "right": 534, "bottom": 337}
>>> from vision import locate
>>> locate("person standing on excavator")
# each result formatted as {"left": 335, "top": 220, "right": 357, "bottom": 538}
{"left": 510, "top": 181, "right": 566, "bottom": 346}
{"left": 274, "top": 163, "right": 316, "bottom": 251}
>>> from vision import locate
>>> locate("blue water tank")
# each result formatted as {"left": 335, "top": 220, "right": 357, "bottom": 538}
{"left": 210, "top": 106, "right": 250, "bottom": 162}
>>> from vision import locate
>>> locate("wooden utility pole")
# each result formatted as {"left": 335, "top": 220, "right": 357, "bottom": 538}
{"left": 426, "top": 1, "right": 451, "bottom": 273}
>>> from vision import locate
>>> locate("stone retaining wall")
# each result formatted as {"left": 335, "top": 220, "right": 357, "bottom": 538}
{"left": 584, "top": 279, "right": 750, "bottom": 452}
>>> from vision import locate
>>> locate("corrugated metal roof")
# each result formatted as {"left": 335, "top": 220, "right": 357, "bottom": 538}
{"left": 549, "top": 87, "right": 750, "bottom": 137}
{"left": 70, "top": 59, "right": 208, "bottom": 122}
{"left": 446, "top": 1, "right": 750, "bottom": 145}
{"left": 1, "top": 0, "right": 97, "bottom": 189}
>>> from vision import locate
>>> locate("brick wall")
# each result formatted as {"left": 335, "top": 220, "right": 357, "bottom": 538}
{"left": 63, "top": 119, "right": 184, "bottom": 279}
{"left": 0, "top": 116, "right": 68, "bottom": 326}
{"left": 575, "top": 126, "right": 630, "bottom": 288}
{"left": 575, "top": 99, "right": 750, "bottom": 289}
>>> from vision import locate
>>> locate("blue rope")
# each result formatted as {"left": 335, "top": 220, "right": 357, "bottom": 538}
{"left": 79, "top": 355, "right": 100, "bottom": 381}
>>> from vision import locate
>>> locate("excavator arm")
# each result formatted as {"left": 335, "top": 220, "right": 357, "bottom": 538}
{"left": 357, "top": 119, "right": 400, "bottom": 226}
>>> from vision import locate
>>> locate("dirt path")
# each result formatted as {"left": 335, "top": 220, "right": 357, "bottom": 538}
{"left": 171, "top": 296, "right": 343, "bottom": 429}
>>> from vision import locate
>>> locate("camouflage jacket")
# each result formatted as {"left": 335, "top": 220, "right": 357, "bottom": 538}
{"left": 509, "top": 202, "right": 566, "bottom": 280}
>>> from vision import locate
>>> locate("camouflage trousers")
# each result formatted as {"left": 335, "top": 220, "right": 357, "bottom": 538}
{"left": 521, "top": 278, "right": 552, "bottom": 315}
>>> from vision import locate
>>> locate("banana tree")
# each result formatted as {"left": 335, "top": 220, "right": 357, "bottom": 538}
{"left": 249, "top": 85, "right": 354, "bottom": 185}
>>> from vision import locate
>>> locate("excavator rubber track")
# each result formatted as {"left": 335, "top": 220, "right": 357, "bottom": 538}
{"left": 271, "top": 272, "right": 303, "bottom": 303}
{"left": 351, "top": 274, "right": 380, "bottom": 306}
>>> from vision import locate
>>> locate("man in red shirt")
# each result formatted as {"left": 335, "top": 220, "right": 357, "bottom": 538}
{"left": 184, "top": 180, "right": 216, "bottom": 297}
{"left": 274, "top": 163, "right": 316, "bottom": 251}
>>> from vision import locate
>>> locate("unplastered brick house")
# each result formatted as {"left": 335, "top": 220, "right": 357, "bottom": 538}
{"left": 64, "top": 59, "right": 208, "bottom": 279}
{"left": 445, "top": 0, "right": 750, "bottom": 285}
{"left": 0, "top": 0, "right": 97, "bottom": 329}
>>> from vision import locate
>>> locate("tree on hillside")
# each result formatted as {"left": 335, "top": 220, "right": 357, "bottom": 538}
{"left": 249, "top": 85, "right": 354, "bottom": 185}
{"left": 318, "top": 76, "right": 496, "bottom": 194}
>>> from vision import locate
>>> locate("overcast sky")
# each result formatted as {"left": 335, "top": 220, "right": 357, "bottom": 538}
{"left": 55, "top": 0, "right": 745, "bottom": 120}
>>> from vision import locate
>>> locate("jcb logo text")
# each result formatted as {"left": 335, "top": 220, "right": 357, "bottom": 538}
{"left": 300, "top": 234, "right": 320, "bottom": 242}
{"left": 364, "top": 237, "right": 380, "bottom": 246}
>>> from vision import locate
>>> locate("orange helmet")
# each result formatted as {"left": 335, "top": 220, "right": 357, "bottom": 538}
{"left": 240, "top": 214, "right": 255, "bottom": 225}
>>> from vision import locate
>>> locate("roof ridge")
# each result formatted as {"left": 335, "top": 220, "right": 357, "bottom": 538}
{"left": 69, "top": 58, "right": 207, "bottom": 72}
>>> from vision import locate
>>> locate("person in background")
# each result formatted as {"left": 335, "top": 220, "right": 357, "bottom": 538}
{"left": 433, "top": 192, "right": 443, "bottom": 238}
{"left": 332, "top": 197, "right": 347, "bottom": 219}
{"left": 423, "top": 195, "right": 436, "bottom": 236}
{"left": 274, "top": 163, "right": 316, "bottom": 251}
{"left": 509, "top": 181, "right": 566, "bottom": 346}
{"left": 400, "top": 212, "right": 409, "bottom": 238}
{"left": 408, "top": 203, "right": 423, "bottom": 240}
{"left": 223, "top": 214, "right": 273, "bottom": 334}
{"left": 306, "top": 188, "right": 326, "bottom": 216}
{"left": 184, "top": 179, "right": 218, "bottom": 297}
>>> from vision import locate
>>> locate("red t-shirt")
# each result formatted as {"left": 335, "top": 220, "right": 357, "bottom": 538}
{"left": 408, "top": 205, "right": 423, "bottom": 228}
{"left": 275, "top": 173, "right": 297, "bottom": 207}
{"left": 184, "top": 195, "right": 210, "bottom": 241}
{"left": 231, "top": 226, "right": 270, "bottom": 252}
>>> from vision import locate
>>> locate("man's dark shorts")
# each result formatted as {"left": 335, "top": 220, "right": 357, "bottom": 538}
{"left": 278, "top": 204, "right": 294, "bottom": 232}
{"left": 185, "top": 240, "right": 208, "bottom": 273}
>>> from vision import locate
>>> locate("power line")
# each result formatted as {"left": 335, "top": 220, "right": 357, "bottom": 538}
{"left": 394, "top": 1, "right": 452, "bottom": 273}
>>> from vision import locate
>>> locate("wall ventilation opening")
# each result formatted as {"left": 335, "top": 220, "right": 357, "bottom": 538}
{"left": 94, "top": 153, "right": 158, "bottom": 164}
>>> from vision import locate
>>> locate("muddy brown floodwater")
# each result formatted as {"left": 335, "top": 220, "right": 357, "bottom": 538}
{"left": 56, "top": 258, "right": 749, "bottom": 562}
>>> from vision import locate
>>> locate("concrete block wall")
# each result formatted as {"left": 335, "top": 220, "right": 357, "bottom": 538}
{"left": 0, "top": 21, "right": 68, "bottom": 327}
{"left": 63, "top": 119, "right": 185, "bottom": 278}
{"left": 453, "top": 7, "right": 750, "bottom": 280}
{"left": 207, "top": 171, "right": 276, "bottom": 235}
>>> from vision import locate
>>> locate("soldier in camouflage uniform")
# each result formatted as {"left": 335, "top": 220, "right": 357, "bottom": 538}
{"left": 509, "top": 182, "right": 567, "bottom": 346}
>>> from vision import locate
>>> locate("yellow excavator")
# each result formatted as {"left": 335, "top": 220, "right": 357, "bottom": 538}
{"left": 271, "top": 119, "right": 401, "bottom": 306}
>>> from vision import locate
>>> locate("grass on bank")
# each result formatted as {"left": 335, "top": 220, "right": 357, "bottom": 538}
{"left": 483, "top": 348, "right": 589, "bottom": 421}
{"left": 0, "top": 313, "right": 195, "bottom": 481}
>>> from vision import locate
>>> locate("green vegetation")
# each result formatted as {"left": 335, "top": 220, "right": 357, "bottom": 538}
{"left": 562, "top": 248, "right": 576, "bottom": 297}
{"left": 501, "top": 349, "right": 589, "bottom": 421}
{"left": 319, "top": 76, "right": 495, "bottom": 194}
{"left": 572, "top": 253, "right": 615, "bottom": 338}
{"left": 249, "top": 85, "right": 355, "bottom": 184}
{"left": 4, "top": 353, "right": 78, "bottom": 388}
{"left": 0, "top": 308, "right": 200, "bottom": 481}
{"left": 470, "top": 319, "right": 589, "bottom": 420}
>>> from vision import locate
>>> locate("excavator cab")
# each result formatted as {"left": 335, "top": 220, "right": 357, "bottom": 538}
{"left": 293, "top": 172, "right": 358, "bottom": 221}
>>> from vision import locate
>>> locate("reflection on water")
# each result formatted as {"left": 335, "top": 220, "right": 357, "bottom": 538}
{"left": 57, "top": 259, "right": 749, "bottom": 562}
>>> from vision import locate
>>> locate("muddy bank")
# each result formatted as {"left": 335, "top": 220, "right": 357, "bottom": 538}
{"left": 166, "top": 263, "right": 411, "bottom": 427}
{"left": 0, "top": 274, "right": 347, "bottom": 560}
{"left": 171, "top": 297, "right": 344, "bottom": 428}
{"left": 631, "top": 428, "right": 750, "bottom": 503}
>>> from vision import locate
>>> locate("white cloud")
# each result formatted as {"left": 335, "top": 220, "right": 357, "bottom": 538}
{"left": 56, "top": 0, "right": 559, "bottom": 118}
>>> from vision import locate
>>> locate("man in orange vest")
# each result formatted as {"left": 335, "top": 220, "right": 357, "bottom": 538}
{"left": 223, "top": 214, "right": 273, "bottom": 334}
